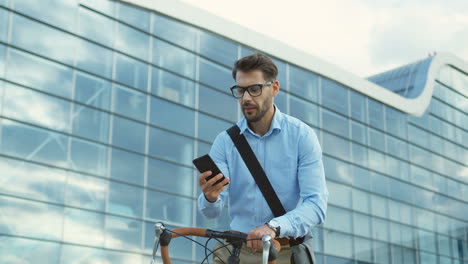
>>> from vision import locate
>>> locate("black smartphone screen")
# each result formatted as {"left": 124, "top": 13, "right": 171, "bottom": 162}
{"left": 192, "top": 154, "right": 226, "bottom": 186}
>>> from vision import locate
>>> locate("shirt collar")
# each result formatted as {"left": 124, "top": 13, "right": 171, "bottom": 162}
{"left": 236, "top": 105, "right": 283, "bottom": 137}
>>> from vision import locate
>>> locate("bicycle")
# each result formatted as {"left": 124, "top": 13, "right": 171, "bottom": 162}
{"left": 150, "top": 222, "right": 282, "bottom": 264}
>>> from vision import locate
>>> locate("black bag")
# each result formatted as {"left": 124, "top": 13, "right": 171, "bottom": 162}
{"left": 227, "top": 125, "right": 315, "bottom": 264}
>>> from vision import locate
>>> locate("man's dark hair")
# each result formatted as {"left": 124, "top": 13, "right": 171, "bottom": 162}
{"left": 232, "top": 53, "right": 278, "bottom": 81}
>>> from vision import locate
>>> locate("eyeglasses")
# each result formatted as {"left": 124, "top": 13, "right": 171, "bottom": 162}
{"left": 230, "top": 81, "right": 273, "bottom": 98}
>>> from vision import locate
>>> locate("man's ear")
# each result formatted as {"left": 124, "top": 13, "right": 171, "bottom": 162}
{"left": 272, "top": 80, "right": 280, "bottom": 97}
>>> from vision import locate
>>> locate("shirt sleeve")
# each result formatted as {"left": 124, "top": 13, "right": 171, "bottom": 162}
{"left": 197, "top": 132, "right": 230, "bottom": 218}
{"left": 275, "top": 126, "right": 328, "bottom": 238}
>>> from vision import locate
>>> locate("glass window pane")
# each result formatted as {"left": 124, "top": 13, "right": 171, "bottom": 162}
{"left": 60, "top": 244, "right": 107, "bottom": 264}
{"left": 72, "top": 105, "right": 109, "bottom": 143}
{"left": 70, "top": 138, "right": 107, "bottom": 176}
{"left": 0, "top": 236, "right": 60, "bottom": 264}
{"left": 290, "top": 95, "right": 318, "bottom": 126}
{"left": 105, "top": 215, "right": 142, "bottom": 251}
{"left": 200, "top": 31, "right": 237, "bottom": 66}
{"left": 118, "top": 2, "right": 150, "bottom": 31}
{"left": 153, "top": 38, "right": 196, "bottom": 79}
{"left": 386, "top": 107, "right": 407, "bottom": 139}
{"left": 373, "top": 241, "right": 390, "bottom": 264}
{"left": 325, "top": 206, "right": 351, "bottom": 233}
{"left": 11, "top": 14, "right": 75, "bottom": 64}
{"left": 351, "top": 91, "right": 366, "bottom": 122}
{"left": 151, "top": 97, "right": 195, "bottom": 136}
{"left": 115, "top": 22, "right": 149, "bottom": 60}
{"left": 148, "top": 158, "right": 194, "bottom": 196}
{"left": 0, "top": 9, "right": 8, "bottom": 42}
{"left": 272, "top": 58, "right": 287, "bottom": 90}
{"left": 275, "top": 90, "right": 287, "bottom": 113}
{"left": 352, "top": 165, "right": 371, "bottom": 191}
{"left": 149, "top": 127, "right": 194, "bottom": 165}
{"left": 0, "top": 157, "right": 66, "bottom": 203}
{"left": 386, "top": 135, "right": 408, "bottom": 159}
{"left": 324, "top": 230, "right": 353, "bottom": 258}
{"left": 199, "top": 58, "right": 231, "bottom": 91}
{"left": 419, "top": 252, "right": 437, "bottom": 264}
{"left": 289, "top": 66, "right": 318, "bottom": 102}
{"left": 418, "top": 229, "right": 437, "bottom": 253}
{"left": 323, "top": 132, "right": 350, "bottom": 161}
{"left": 115, "top": 54, "right": 148, "bottom": 91}
{"left": 327, "top": 181, "right": 351, "bottom": 208}
{"left": 352, "top": 142, "right": 368, "bottom": 167}
{"left": 65, "top": 172, "right": 107, "bottom": 212}
{"left": 199, "top": 85, "right": 237, "bottom": 122}
{"left": 113, "top": 85, "right": 147, "bottom": 121}
{"left": 63, "top": 207, "right": 105, "bottom": 247}
{"left": 410, "top": 165, "right": 433, "bottom": 190}
{"left": 0, "top": 48, "right": 4, "bottom": 81}
{"left": 78, "top": 6, "right": 114, "bottom": 46}
{"left": 110, "top": 148, "right": 145, "bottom": 185}
{"left": 354, "top": 237, "right": 372, "bottom": 262}
{"left": 3, "top": 83, "right": 71, "bottom": 132}
{"left": 74, "top": 72, "right": 111, "bottom": 110}
{"left": 75, "top": 39, "right": 113, "bottom": 78}
{"left": 198, "top": 113, "right": 232, "bottom": 143}
{"left": 351, "top": 121, "right": 366, "bottom": 144}
{"left": 370, "top": 172, "right": 389, "bottom": 196}
{"left": 80, "top": 0, "right": 116, "bottom": 16}
{"left": 437, "top": 234, "right": 452, "bottom": 257}
{"left": 323, "top": 156, "right": 352, "bottom": 185}
{"left": 353, "top": 213, "right": 371, "bottom": 238}
{"left": 112, "top": 116, "right": 146, "bottom": 153}
{"left": 321, "top": 78, "right": 348, "bottom": 116}
{"left": 368, "top": 149, "right": 386, "bottom": 174}
{"left": 373, "top": 218, "right": 389, "bottom": 241}
{"left": 153, "top": 13, "right": 198, "bottom": 51}
{"left": 1, "top": 119, "right": 68, "bottom": 167}
{"left": 352, "top": 189, "right": 370, "bottom": 213}
{"left": 371, "top": 194, "right": 388, "bottom": 218}
{"left": 151, "top": 68, "right": 195, "bottom": 107}
{"left": 13, "top": 0, "right": 76, "bottom": 31}
{"left": 0, "top": 196, "right": 63, "bottom": 240}
{"left": 368, "top": 99, "right": 385, "bottom": 130}
{"left": 7, "top": 49, "right": 73, "bottom": 98}
{"left": 146, "top": 190, "right": 193, "bottom": 226}
{"left": 322, "top": 109, "right": 348, "bottom": 137}
{"left": 108, "top": 182, "right": 143, "bottom": 218}
{"left": 368, "top": 127, "right": 385, "bottom": 152}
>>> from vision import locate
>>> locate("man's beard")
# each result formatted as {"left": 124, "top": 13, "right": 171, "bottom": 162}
{"left": 242, "top": 98, "right": 272, "bottom": 123}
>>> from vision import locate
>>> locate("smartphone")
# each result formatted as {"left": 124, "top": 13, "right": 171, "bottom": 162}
{"left": 192, "top": 154, "right": 227, "bottom": 186}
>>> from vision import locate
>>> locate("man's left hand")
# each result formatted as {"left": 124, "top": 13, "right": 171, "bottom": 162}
{"left": 246, "top": 224, "right": 276, "bottom": 252}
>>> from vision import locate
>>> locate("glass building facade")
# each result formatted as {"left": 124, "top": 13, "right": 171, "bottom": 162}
{"left": 0, "top": 0, "right": 466, "bottom": 263}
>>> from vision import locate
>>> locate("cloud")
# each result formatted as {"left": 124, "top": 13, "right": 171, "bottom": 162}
{"left": 180, "top": 0, "right": 468, "bottom": 76}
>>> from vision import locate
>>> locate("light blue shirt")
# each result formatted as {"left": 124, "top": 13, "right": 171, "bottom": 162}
{"left": 198, "top": 107, "right": 328, "bottom": 238}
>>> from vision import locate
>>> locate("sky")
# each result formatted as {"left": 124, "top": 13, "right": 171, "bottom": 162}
{"left": 180, "top": 0, "right": 468, "bottom": 77}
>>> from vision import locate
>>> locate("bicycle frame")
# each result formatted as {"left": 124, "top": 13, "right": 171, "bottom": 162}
{"left": 150, "top": 222, "right": 281, "bottom": 264}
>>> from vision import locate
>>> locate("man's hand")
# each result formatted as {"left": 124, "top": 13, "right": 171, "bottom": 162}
{"left": 246, "top": 225, "right": 276, "bottom": 252}
{"left": 198, "top": 171, "right": 229, "bottom": 202}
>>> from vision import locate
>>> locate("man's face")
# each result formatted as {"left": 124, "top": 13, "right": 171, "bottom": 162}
{"left": 235, "top": 70, "right": 278, "bottom": 123}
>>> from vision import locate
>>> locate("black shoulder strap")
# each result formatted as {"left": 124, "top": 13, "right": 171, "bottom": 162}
{"left": 226, "top": 125, "right": 286, "bottom": 217}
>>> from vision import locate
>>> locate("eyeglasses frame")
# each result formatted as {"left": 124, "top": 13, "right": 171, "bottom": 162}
{"left": 229, "top": 81, "right": 274, "bottom": 98}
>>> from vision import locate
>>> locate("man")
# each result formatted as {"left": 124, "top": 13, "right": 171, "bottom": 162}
{"left": 198, "top": 53, "right": 328, "bottom": 263}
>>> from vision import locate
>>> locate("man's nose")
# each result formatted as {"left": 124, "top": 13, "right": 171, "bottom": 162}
{"left": 242, "top": 91, "right": 253, "bottom": 101}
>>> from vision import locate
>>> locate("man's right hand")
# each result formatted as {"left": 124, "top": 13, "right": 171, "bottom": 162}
{"left": 198, "top": 171, "right": 229, "bottom": 202}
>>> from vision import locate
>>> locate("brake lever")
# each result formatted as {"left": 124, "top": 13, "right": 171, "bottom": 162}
{"left": 151, "top": 222, "right": 165, "bottom": 264}
{"left": 261, "top": 235, "right": 272, "bottom": 264}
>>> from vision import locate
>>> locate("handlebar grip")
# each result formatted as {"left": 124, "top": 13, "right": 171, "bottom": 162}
{"left": 269, "top": 239, "right": 281, "bottom": 263}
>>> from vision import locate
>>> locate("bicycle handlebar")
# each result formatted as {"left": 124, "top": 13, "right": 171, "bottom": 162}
{"left": 151, "top": 223, "right": 281, "bottom": 264}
